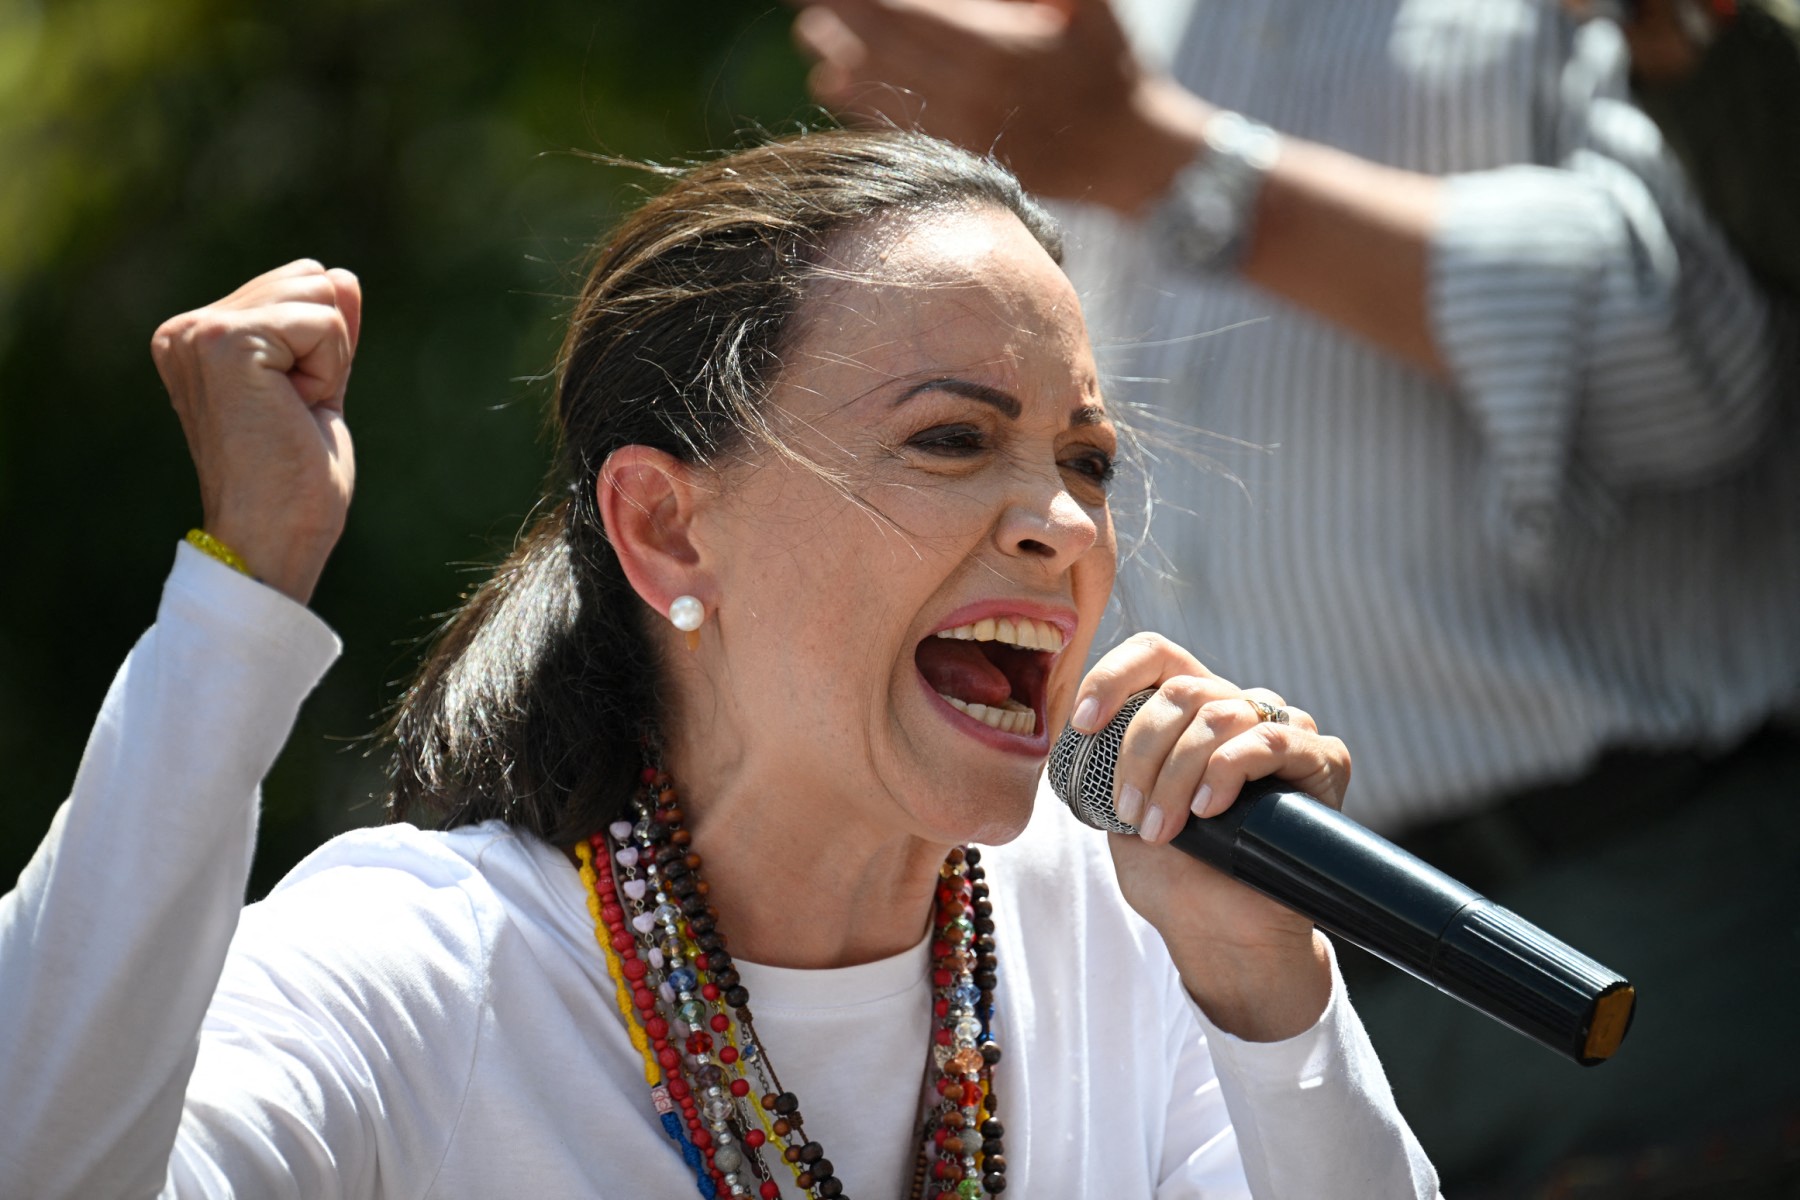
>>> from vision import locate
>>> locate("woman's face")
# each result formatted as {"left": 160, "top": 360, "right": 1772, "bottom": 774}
{"left": 690, "top": 204, "right": 1116, "bottom": 847}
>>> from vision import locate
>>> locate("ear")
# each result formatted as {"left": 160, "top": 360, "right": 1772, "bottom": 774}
{"left": 597, "top": 445, "right": 712, "bottom": 629}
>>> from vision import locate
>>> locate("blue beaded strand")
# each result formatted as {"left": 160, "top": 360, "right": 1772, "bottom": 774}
{"left": 660, "top": 1110, "right": 716, "bottom": 1198}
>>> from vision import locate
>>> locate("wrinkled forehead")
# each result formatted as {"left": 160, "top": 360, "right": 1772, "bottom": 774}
{"left": 778, "top": 205, "right": 1099, "bottom": 416}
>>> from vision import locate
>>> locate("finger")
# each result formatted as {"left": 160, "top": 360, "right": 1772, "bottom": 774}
{"left": 234, "top": 301, "right": 354, "bottom": 405}
{"left": 153, "top": 298, "right": 338, "bottom": 411}
{"left": 791, "top": 0, "right": 912, "bottom": 61}
{"left": 795, "top": 7, "right": 886, "bottom": 111}
{"left": 808, "top": 61, "right": 864, "bottom": 111}
{"left": 288, "top": 325, "right": 355, "bottom": 409}
{"left": 807, "top": 0, "right": 1060, "bottom": 66}
{"left": 800, "top": 11, "right": 977, "bottom": 115}
{"left": 874, "top": 0, "right": 1067, "bottom": 41}
{"left": 1108, "top": 676, "right": 1208, "bottom": 836}
{"left": 1239, "top": 685, "right": 1286, "bottom": 709}
{"left": 1130, "top": 692, "right": 1266, "bottom": 845}
{"left": 1193, "top": 725, "right": 1352, "bottom": 820}
{"left": 326, "top": 267, "right": 362, "bottom": 356}
{"left": 224, "top": 271, "right": 341, "bottom": 321}
{"left": 220, "top": 258, "right": 328, "bottom": 307}
{"left": 793, "top": 4, "right": 866, "bottom": 68}
{"left": 1069, "top": 631, "right": 1215, "bottom": 732}
{"left": 322, "top": 269, "right": 362, "bottom": 411}
{"left": 1237, "top": 686, "right": 1319, "bottom": 735}
{"left": 1274, "top": 704, "right": 1317, "bottom": 735}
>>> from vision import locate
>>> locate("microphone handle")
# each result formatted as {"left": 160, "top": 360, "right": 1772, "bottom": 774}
{"left": 1172, "top": 778, "right": 1636, "bottom": 1066}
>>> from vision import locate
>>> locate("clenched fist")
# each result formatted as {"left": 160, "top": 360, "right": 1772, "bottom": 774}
{"left": 151, "top": 260, "right": 361, "bottom": 604}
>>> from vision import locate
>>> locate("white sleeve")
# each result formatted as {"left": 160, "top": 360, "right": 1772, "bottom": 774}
{"left": 1430, "top": 19, "right": 1786, "bottom": 571}
{"left": 0, "top": 542, "right": 340, "bottom": 1199}
{"left": 1162, "top": 940, "right": 1441, "bottom": 1199}
{"left": 167, "top": 844, "right": 494, "bottom": 1200}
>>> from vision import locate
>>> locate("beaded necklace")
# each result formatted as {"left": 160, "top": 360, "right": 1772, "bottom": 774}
{"left": 576, "top": 766, "right": 1008, "bottom": 1199}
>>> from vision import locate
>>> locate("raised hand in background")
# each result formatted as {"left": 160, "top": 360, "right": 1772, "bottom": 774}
{"left": 791, "top": 0, "right": 1206, "bottom": 214}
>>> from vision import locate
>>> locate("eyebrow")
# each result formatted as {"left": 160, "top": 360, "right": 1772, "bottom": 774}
{"left": 897, "top": 377, "right": 1020, "bottom": 418}
{"left": 896, "top": 377, "right": 1111, "bottom": 429}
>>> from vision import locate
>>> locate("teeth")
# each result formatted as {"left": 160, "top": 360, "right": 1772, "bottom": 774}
{"left": 927, "top": 617, "right": 1063, "bottom": 731}
{"left": 938, "top": 693, "right": 1038, "bottom": 736}
{"left": 932, "top": 616, "right": 1066, "bottom": 654}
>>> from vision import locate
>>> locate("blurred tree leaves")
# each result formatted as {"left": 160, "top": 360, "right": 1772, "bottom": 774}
{"left": 0, "top": 0, "right": 812, "bottom": 895}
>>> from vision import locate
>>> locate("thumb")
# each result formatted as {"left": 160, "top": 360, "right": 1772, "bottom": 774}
{"left": 327, "top": 267, "right": 363, "bottom": 355}
{"left": 326, "top": 268, "right": 362, "bottom": 409}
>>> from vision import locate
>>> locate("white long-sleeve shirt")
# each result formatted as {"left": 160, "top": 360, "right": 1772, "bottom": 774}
{"left": 1072, "top": 0, "right": 1800, "bottom": 830}
{"left": 0, "top": 544, "right": 1440, "bottom": 1198}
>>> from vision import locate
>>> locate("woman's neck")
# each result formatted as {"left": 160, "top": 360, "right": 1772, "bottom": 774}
{"left": 661, "top": 755, "right": 952, "bottom": 971}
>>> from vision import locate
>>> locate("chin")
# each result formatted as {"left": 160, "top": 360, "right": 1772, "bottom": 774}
{"left": 913, "top": 761, "right": 1043, "bottom": 848}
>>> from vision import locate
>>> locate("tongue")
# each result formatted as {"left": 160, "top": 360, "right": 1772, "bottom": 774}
{"left": 916, "top": 638, "right": 1014, "bottom": 707}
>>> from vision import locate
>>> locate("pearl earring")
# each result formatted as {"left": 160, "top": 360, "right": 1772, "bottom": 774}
{"left": 669, "top": 595, "right": 705, "bottom": 651}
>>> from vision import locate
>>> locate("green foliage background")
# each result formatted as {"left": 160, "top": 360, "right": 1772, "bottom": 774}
{"left": 0, "top": 0, "right": 813, "bottom": 896}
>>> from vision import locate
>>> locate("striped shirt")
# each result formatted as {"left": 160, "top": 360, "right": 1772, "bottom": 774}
{"left": 1063, "top": 0, "right": 1800, "bottom": 831}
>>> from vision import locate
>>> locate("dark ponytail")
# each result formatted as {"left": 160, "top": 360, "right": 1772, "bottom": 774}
{"left": 386, "top": 129, "right": 1062, "bottom": 843}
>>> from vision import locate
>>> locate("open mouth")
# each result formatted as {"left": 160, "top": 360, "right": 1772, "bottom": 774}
{"left": 914, "top": 615, "right": 1065, "bottom": 739}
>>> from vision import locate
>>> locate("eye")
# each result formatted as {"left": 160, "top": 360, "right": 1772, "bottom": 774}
{"left": 907, "top": 424, "right": 989, "bottom": 457}
{"left": 1062, "top": 449, "right": 1116, "bottom": 488}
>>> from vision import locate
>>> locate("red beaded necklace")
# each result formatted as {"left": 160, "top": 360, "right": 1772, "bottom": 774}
{"left": 578, "top": 766, "right": 1008, "bottom": 1199}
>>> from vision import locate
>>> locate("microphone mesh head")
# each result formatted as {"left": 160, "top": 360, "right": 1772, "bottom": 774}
{"left": 1047, "top": 689, "right": 1155, "bottom": 835}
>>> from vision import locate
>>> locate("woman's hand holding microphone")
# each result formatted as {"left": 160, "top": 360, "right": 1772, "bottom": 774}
{"left": 1070, "top": 632, "right": 1353, "bottom": 1042}
{"left": 150, "top": 260, "right": 362, "bottom": 605}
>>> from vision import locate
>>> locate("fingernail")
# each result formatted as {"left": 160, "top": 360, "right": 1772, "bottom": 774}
{"left": 1191, "top": 783, "right": 1214, "bottom": 819}
{"left": 1116, "top": 783, "right": 1145, "bottom": 826}
{"left": 1072, "top": 696, "right": 1099, "bottom": 732}
{"left": 1139, "top": 805, "right": 1165, "bottom": 843}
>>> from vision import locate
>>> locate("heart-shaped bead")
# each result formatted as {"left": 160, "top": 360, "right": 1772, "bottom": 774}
{"left": 609, "top": 821, "right": 634, "bottom": 842}
{"left": 631, "top": 911, "right": 658, "bottom": 934}
{"left": 622, "top": 878, "right": 648, "bottom": 901}
{"left": 615, "top": 845, "right": 640, "bottom": 868}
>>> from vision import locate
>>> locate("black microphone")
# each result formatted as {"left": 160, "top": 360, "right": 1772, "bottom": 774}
{"left": 1047, "top": 691, "right": 1636, "bottom": 1066}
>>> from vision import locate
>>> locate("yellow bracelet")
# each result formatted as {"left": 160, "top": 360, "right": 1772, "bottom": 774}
{"left": 184, "top": 528, "right": 253, "bottom": 577}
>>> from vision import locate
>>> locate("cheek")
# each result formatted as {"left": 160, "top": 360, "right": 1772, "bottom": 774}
{"left": 1064, "top": 524, "right": 1118, "bottom": 661}
{"left": 721, "top": 504, "right": 925, "bottom": 686}
{"left": 1083, "top": 514, "right": 1119, "bottom": 601}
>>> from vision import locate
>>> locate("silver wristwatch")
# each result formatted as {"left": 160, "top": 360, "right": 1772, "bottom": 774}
{"left": 1152, "top": 109, "right": 1282, "bottom": 273}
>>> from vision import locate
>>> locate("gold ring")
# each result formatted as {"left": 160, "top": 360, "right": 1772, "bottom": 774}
{"left": 1245, "top": 697, "right": 1290, "bottom": 725}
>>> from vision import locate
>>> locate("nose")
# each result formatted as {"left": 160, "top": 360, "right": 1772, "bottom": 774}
{"left": 997, "top": 479, "right": 1099, "bottom": 567}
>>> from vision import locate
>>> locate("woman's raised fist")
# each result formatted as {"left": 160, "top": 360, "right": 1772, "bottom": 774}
{"left": 151, "top": 260, "right": 362, "bottom": 604}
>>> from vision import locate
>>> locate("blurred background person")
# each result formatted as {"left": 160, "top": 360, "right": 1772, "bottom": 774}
{"left": 789, "top": 0, "right": 1800, "bottom": 1194}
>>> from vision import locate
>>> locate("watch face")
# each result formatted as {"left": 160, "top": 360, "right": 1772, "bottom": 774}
{"left": 1172, "top": 186, "right": 1237, "bottom": 260}
{"left": 1156, "top": 113, "right": 1278, "bottom": 271}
